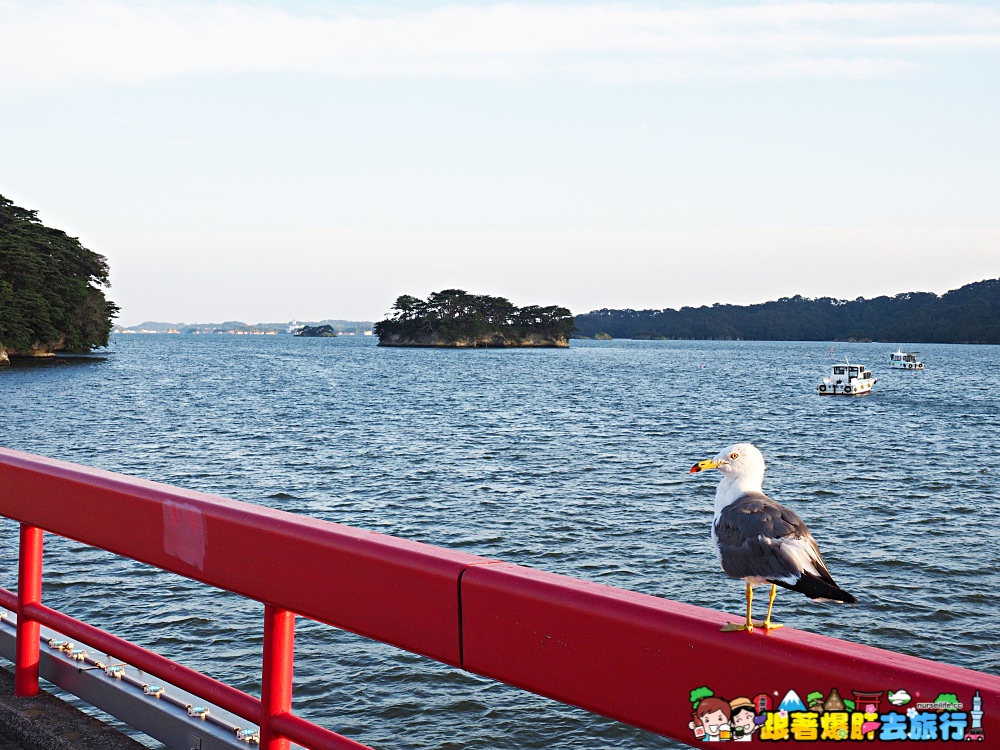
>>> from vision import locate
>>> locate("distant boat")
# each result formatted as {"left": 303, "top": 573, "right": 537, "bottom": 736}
{"left": 889, "top": 347, "right": 924, "bottom": 370}
{"left": 817, "top": 358, "right": 877, "bottom": 396}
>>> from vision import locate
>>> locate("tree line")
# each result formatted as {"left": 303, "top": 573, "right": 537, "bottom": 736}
{"left": 1, "top": 195, "right": 118, "bottom": 356}
{"left": 375, "top": 290, "right": 574, "bottom": 346}
{"left": 572, "top": 279, "right": 1000, "bottom": 344}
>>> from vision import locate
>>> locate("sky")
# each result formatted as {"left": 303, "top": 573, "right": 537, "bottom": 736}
{"left": 2, "top": 1, "right": 999, "bottom": 326}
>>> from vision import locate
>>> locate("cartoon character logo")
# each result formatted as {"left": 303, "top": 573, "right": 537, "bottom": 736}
{"left": 682, "top": 686, "right": 985, "bottom": 743}
{"left": 688, "top": 688, "right": 764, "bottom": 742}
{"left": 691, "top": 696, "right": 732, "bottom": 741}
{"left": 729, "top": 697, "right": 763, "bottom": 741}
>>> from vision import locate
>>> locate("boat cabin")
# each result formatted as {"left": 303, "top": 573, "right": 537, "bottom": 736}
{"left": 817, "top": 357, "right": 877, "bottom": 395}
{"left": 889, "top": 348, "right": 924, "bottom": 370}
{"left": 831, "top": 364, "right": 873, "bottom": 382}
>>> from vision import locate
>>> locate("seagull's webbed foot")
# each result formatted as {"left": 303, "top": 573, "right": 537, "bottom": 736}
{"left": 721, "top": 583, "right": 757, "bottom": 632}
{"left": 722, "top": 619, "right": 778, "bottom": 632}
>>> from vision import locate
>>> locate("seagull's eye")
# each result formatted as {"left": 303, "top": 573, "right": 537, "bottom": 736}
{"left": 729, "top": 453, "right": 739, "bottom": 460}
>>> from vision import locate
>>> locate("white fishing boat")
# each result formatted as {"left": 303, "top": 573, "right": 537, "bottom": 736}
{"left": 889, "top": 347, "right": 924, "bottom": 370}
{"left": 817, "top": 358, "right": 877, "bottom": 396}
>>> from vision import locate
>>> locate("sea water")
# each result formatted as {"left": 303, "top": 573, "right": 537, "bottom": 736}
{"left": 2, "top": 334, "right": 998, "bottom": 749}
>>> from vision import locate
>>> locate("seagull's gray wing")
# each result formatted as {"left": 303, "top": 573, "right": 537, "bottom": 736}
{"left": 714, "top": 492, "right": 833, "bottom": 586}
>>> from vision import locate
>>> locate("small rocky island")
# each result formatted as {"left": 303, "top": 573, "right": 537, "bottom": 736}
{"left": 294, "top": 324, "right": 338, "bottom": 338}
{"left": 374, "top": 290, "right": 573, "bottom": 348}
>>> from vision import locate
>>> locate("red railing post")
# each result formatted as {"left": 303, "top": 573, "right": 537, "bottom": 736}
{"left": 14, "top": 523, "right": 44, "bottom": 697}
{"left": 260, "top": 605, "right": 295, "bottom": 750}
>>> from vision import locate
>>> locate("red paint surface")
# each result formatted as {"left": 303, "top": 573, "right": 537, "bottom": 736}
{"left": 260, "top": 606, "right": 295, "bottom": 750}
{"left": 2, "top": 447, "right": 999, "bottom": 748}
{"left": 0, "top": 447, "right": 489, "bottom": 666}
{"left": 13, "top": 525, "right": 43, "bottom": 697}
{"left": 461, "top": 562, "right": 1000, "bottom": 745}
{"left": 270, "top": 711, "right": 375, "bottom": 750}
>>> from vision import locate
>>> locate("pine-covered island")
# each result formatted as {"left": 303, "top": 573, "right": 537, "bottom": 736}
{"left": 0, "top": 195, "right": 118, "bottom": 365}
{"left": 374, "top": 290, "right": 574, "bottom": 347}
{"left": 295, "top": 324, "right": 338, "bottom": 337}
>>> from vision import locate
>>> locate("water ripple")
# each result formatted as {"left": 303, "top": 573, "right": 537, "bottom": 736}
{"left": 2, "top": 335, "right": 999, "bottom": 749}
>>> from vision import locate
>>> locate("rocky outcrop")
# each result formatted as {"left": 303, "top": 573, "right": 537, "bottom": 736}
{"left": 377, "top": 331, "right": 569, "bottom": 348}
{"left": 1, "top": 339, "right": 63, "bottom": 363}
{"left": 6, "top": 337, "right": 63, "bottom": 358}
{"left": 295, "top": 324, "right": 338, "bottom": 338}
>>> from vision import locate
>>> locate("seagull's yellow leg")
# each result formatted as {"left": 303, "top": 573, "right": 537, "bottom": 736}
{"left": 721, "top": 583, "right": 755, "bottom": 632}
{"left": 761, "top": 584, "right": 783, "bottom": 631}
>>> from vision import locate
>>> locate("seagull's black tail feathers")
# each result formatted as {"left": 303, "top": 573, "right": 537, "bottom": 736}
{"left": 776, "top": 573, "right": 857, "bottom": 605}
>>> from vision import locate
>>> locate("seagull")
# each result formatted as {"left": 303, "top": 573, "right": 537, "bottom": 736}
{"left": 690, "top": 442, "right": 856, "bottom": 632}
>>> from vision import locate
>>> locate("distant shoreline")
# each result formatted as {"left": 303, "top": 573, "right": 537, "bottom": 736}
{"left": 572, "top": 277, "right": 1000, "bottom": 345}
{"left": 113, "top": 320, "right": 374, "bottom": 336}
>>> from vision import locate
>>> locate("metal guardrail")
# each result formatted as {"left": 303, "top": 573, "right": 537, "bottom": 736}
{"left": 1, "top": 447, "right": 998, "bottom": 748}
{"left": 0, "top": 613, "right": 260, "bottom": 749}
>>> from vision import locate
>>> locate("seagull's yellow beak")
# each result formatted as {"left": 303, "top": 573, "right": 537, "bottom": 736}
{"left": 690, "top": 458, "right": 723, "bottom": 474}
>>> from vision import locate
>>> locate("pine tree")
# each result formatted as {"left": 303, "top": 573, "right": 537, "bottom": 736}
{"left": 0, "top": 195, "right": 119, "bottom": 356}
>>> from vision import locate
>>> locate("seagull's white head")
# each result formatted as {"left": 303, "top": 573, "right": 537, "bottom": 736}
{"left": 690, "top": 442, "right": 767, "bottom": 500}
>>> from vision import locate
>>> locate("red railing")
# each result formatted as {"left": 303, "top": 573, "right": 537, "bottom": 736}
{"left": 1, "top": 446, "right": 998, "bottom": 748}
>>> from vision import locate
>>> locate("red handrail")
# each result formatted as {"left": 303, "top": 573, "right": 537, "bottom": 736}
{"left": 1, "top": 447, "right": 998, "bottom": 748}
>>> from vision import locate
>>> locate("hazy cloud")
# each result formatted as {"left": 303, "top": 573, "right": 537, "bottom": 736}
{"left": 2, "top": 1, "right": 998, "bottom": 90}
